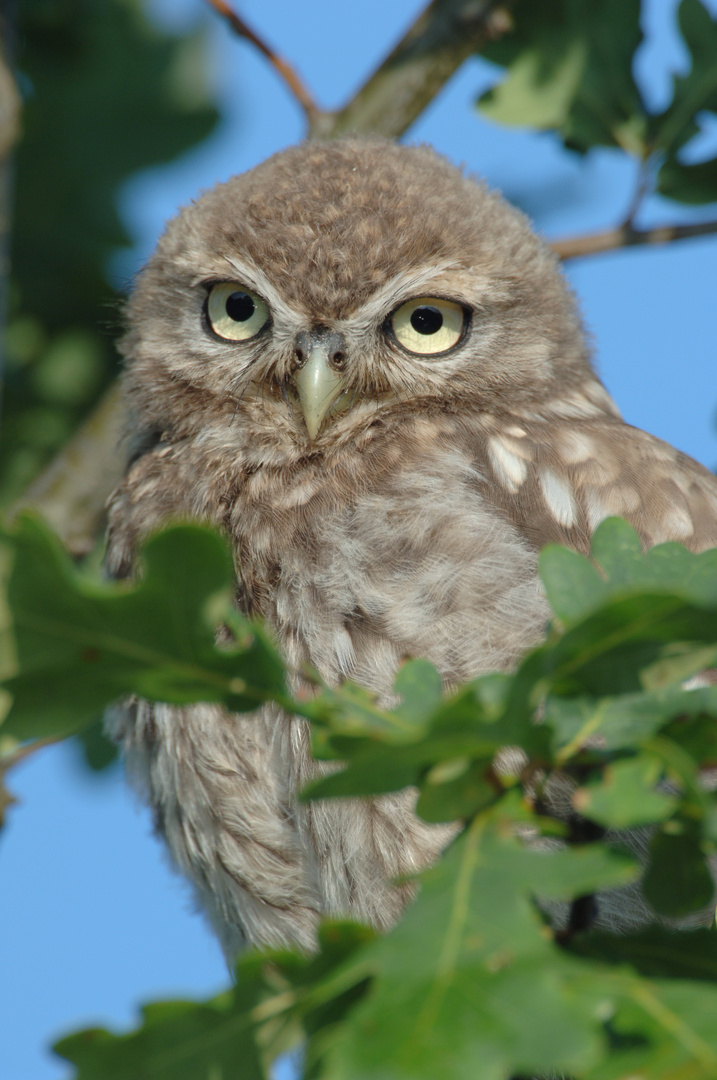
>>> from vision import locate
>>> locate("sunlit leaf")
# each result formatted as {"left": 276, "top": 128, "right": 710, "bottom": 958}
{"left": 319, "top": 802, "right": 636, "bottom": 1080}
{"left": 573, "top": 754, "right": 678, "bottom": 829}
{"left": 478, "top": 0, "right": 647, "bottom": 155}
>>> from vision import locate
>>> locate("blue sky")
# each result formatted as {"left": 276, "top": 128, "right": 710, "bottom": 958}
{"left": 3, "top": 1, "right": 717, "bottom": 1078}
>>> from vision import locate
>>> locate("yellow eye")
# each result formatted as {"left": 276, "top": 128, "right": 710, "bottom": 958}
{"left": 206, "top": 283, "right": 270, "bottom": 341}
{"left": 390, "top": 297, "right": 466, "bottom": 355}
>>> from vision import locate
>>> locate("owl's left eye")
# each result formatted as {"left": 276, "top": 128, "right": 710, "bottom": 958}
{"left": 206, "top": 283, "right": 270, "bottom": 341}
{"left": 389, "top": 296, "right": 467, "bottom": 356}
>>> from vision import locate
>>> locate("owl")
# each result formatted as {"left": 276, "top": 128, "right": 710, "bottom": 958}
{"left": 105, "top": 137, "right": 717, "bottom": 958}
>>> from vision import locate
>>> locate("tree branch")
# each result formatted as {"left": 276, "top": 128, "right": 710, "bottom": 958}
{"left": 0, "top": 735, "right": 64, "bottom": 829}
{"left": 311, "top": 0, "right": 515, "bottom": 139}
{"left": 551, "top": 218, "right": 717, "bottom": 261}
{"left": 11, "top": 384, "right": 127, "bottom": 556}
{"left": 205, "top": 0, "right": 320, "bottom": 126}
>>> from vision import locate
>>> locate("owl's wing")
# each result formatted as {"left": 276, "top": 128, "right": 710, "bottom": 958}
{"left": 478, "top": 416, "right": 717, "bottom": 555}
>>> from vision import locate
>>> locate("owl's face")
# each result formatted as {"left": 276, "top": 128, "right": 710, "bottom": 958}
{"left": 122, "top": 139, "right": 599, "bottom": 454}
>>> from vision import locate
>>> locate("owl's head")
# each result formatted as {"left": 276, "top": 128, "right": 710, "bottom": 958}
{"left": 121, "top": 138, "right": 602, "bottom": 452}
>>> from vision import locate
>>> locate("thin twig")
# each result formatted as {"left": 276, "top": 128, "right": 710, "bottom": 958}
{"left": 205, "top": 0, "right": 320, "bottom": 126}
{"left": 551, "top": 218, "right": 717, "bottom": 261}
{"left": 0, "top": 735, "right": 65, "bottom": 828}
{"left": 1, "top": 734, "right": 63, "bottom": 773}
{"left": 621, "top": 157, "right": 654, "bottom": 231}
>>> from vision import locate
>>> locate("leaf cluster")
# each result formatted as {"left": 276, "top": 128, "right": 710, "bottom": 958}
{"left": 2, "top": 515, "right": 717, "bottom": 1078}
{"left": 1, "top": 0, "right": 219, "bottom": 507}
{"left": 479, "top": 0, "right": 717, "bottom": 207}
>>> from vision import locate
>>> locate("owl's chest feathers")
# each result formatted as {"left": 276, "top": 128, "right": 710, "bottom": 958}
{"left": 223, "top": 425, "right": 549, "bottom": 693}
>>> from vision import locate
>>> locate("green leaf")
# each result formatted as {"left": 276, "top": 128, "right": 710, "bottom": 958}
{"left": 320, "top": 803, "right": 637, "bottom": 1080}
{"left": 74, "top": 718, "right": 120, "bottom": 771}
{"left": 0, "top": 516, "right": 286, "bottom": 741}
{"left": 478, "top": 0, "right": 647, "bottom": 155}
{"left": 572, "top": 925, "right": 717, "bottom": 981}
{"left": 590, "top": 517, "right": 643, "bottom": 581}
{"left": 597, "top": 978, "right": 717, "bottom": 1080}
{"left": 393, "top": 659, "right": 444, "bottom": 726}
{"left": 658, "top": 155, "right": 717, "bottom": 204}
{"left": 573, "top": 755, "right": 678, "bottom": 829}
{"left": 54, "top": 956, "right": 267, "bottom": 1080}
{"left": 546, "top": 683, "right": 717, "bottom": 753}
{"left": 539, "top": 544, "right": 607, "bottom": 624}
{"left": 303, "top": 675, "right": 541, "bottom": 804}
{"left": 480, "top": 33, "right": 586, "bottom": 129}
{"left": 525, "top": 593, "right": 717, "bottom": 701}
{"left": 643, "top": 821, "right": 715, "bottom": 918}
{"left": 652, "top": 0, "right": 717, "bottom": 157}
{"left": 417, "top": 759, "right": 499, "bottom": 823}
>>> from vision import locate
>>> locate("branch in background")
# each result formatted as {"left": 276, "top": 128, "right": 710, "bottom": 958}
{"left": 0, "top": 735, "right": 63, "bottom": 828}
{"left": 552, "top": 218, "right": 717, "bottom": 261}
{"left": 313, "top": 0, "right": 515, "bottom": 139}
{"left": 205, "top": 0, "right": 320, "bottom": 126}
{"left": 0, "top": 43, "right": 20, "bottom": 161}
{"left": 11, "top": 384, "right": 127, "bottom": 556}
{"left": 0, "top": 15, "right": 20, "bottom": 366}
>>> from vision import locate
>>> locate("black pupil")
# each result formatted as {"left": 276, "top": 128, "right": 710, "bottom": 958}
{"left": 410, "top": 305, "right": 443, "bottom": 335}
{"left": 225, "top": 291, "right": 255, "bottom": 322}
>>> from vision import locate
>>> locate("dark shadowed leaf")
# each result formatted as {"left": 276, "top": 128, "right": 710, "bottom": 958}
{"left": 643, "top": 821, "right": 716, "bottom": 918}
{"left": 652, "top": 0, "right": 717, "bottom": 157}
{"left": 0, "top": 516, "right": 286, "bottom": 740}
{"left": 571, "top": 925, "right": 717, "bottom": 981}
{"left": 54, "top": 956, "right": 267, "bottom": 1080}
{"left": 658, "top": 155, "right": 717, "bottom": 204}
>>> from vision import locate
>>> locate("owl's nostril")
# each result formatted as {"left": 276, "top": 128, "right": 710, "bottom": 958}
{"left": 294, "top": 329, "right": 347, "bottom": 373}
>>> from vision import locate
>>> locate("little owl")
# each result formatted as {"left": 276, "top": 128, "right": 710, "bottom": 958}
{"left": 105, "top": 138, "right": 717, "bottom": 957}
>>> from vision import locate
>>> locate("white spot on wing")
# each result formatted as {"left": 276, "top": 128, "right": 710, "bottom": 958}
{"left": 545, "top": 391, "right": 603, "bottom": 420}
{"left": 660, "top": 504, "right": 695, "bottom": 540}
{"left": 540, "top": 468, "right": 577, "bottom": 528}
{"left": 488, "top": 436, "right": 528, "bottom": 492}
{"left": 583, "top": 380, "right": 621, "bottom": 417}
{"left": 558, "top": 430, "right": 596, "bottom": 464}
{"left": 585, "top": 492, "right": 611, "bottom": 531}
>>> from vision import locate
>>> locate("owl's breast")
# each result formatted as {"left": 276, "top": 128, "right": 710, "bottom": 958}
{"left": 229, "top": 441, "right": 549, "bottom": 699}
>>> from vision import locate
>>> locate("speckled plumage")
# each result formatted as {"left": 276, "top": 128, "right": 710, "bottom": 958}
{"left": 106, "top": 138, "right": 717, "bottom": 956}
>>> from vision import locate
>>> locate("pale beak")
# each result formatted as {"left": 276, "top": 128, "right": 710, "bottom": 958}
{"left": 293, "top": 345, "right": 347, "bottom": 439}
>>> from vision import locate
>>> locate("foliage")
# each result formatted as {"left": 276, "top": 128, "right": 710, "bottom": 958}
{"left": 1, "top": 0, "right": 218, "bottom": 507}
{"left": 479, "top": 0, "right": 717, "bottom": 205}
{"left": 3, "top": 515, "right": 717, "bottom": 1079}
{"left": 5, "top": 1, "right": 717, "bottom": 1077}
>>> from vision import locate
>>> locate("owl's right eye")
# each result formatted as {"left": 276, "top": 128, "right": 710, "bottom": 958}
{"left": 206, "top": 283, "right": 270, "bottom": 341}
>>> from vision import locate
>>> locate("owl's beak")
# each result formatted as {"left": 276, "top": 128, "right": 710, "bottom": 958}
{"left": 292, "top": 341, "right": 347, "bottom": 439}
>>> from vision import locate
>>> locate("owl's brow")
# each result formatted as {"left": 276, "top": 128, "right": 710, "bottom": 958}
{"left": 344, "top": 261, "right": 473, "bottom": 327}
{"left": 190, "top": 256, "right": 308, "bottom": 323}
